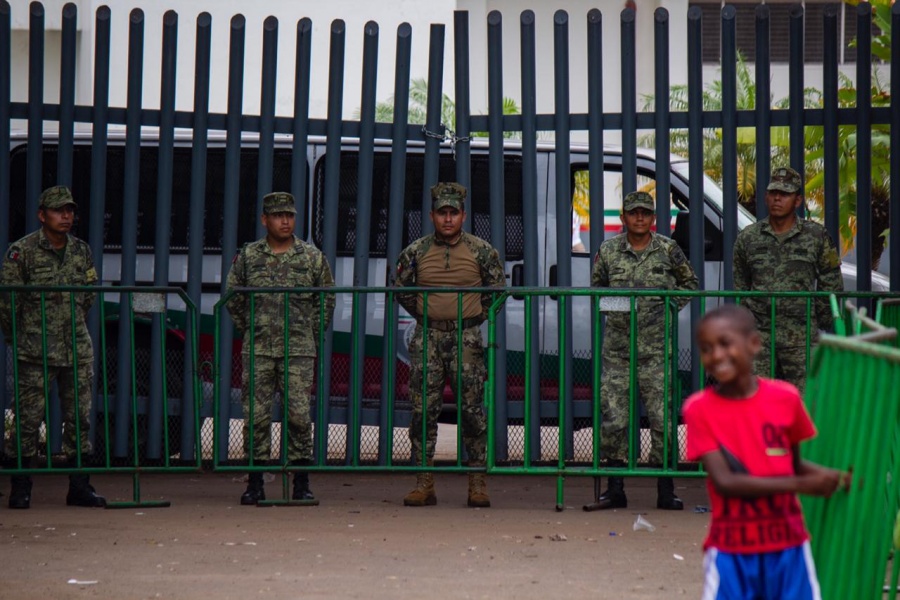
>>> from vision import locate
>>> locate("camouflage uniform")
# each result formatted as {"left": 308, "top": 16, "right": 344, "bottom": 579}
{"left": 733, "top": 168, "right": 843, "bottom": 392}
{"left": 0, "top": 186, "right": 98, "bottom": 461}
{"left": 592, "top": 194, "right": 698, "bottom": 465}
{"left": 225, "top": 194, "right": 335, "bottom": 463}
{"left": 395, "top": 185, "right": 505, "bottom": 467}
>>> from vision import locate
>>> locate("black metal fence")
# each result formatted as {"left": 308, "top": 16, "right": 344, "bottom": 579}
{"left": 0, "top": 2, "right": 897, "bottom": 491}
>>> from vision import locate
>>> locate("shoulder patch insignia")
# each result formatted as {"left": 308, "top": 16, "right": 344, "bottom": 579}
{"left": 6, "top": 249, "right": 19, "bottom": 261}
{"left": 232, "top": 253, "right": 240, "bottom": 264}
{"left": 85, "top": 267, "right": 98, "bottom": 282}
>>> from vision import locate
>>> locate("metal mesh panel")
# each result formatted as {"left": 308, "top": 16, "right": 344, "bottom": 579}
{"left": 8, "top": 144, "right": 298, "bottom": 253}
{"left": 312, "top": 152, "right": 525, "bottom": 260}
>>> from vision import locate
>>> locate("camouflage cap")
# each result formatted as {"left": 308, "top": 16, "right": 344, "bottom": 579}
{"left": 262, "top": 191, "right": 297, "bottom": 215}
{"left": 431, "top": 182, "right": 467, "bottom": 211}
{"left": 38, "top": 186, "right": 77, "bottom": 210}
{"left": 622, "top": 191, "right": 655, "bottom": 212}
{"left": 767, "top": 167, "right": 802, "bottom": 194}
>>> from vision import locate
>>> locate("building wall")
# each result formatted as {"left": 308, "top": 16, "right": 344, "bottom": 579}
{"left": 10, "top": 0, "right": 687, "bottom": 139}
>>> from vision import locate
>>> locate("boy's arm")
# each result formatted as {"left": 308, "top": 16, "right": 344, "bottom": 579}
{"left": 793, "top": 445, "right": 850, "bottom": 489}
{"left": 701, "top": 448, "right": 842, "bottom": 499}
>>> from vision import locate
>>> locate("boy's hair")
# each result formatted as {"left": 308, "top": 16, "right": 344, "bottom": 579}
{"left": 698, "top": 304, "right": 758, "bottom": 336}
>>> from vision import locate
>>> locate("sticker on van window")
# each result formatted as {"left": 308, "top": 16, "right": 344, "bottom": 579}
{"left": 598, "top": 297, "right": 633, "bottom": 313}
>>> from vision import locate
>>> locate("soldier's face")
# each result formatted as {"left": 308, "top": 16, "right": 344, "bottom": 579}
{"left": 38, "top": 205, "right": 75, "bottom": 235}
{"left": 262, "top": 211, "right": 296, "bottom": 243}
{"left": 620, "top": 208, "right": 655, "bottom": 236}
{"left": 765, "top": 190, "right": 802, "bottom": 219}
{"left": 430, "top": 206, "right": 465, "bottom": 241}
{"left": 697, "top": 317, "right": 760, "bottom": 385}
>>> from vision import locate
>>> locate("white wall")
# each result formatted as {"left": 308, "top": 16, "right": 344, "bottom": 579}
{"left": 10, "top": 0, "right": 692, "bottom": 138}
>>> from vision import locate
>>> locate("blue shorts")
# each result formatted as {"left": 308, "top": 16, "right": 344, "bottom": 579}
{"left": 702, "top": 541, "right": 821, "bottom": 600}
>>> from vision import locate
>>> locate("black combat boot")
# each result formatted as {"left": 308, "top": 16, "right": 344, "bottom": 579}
{"left": 584, "top": 476, "right": 627, "bottom": 511}
{"left": 597, "top": 476, "right": 627, "bottom": 509}
{"left": 9, "top": 475, "right": 33, "bottom": 509}
{"left": 657, "top": 477, "right": 684, "bottom": 510}
{"left": 292, "top": 472, "right": 316, "bottom": 502}
{"left": 66, "top": 474, "right": 107, "bottom": 507}
{"left": 292, "top": 460, "right": 318, "bottom": 504}
{"left": 240, "top": 472, "right": 266, "bottom": 505}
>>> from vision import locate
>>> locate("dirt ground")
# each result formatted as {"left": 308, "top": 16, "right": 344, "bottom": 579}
{"left": 0, "top": 471, "right": 712, "bottom": 600}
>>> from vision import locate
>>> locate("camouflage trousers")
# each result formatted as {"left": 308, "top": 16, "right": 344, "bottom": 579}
{"left": 241, "top": 354, "right": 314, "bottom": 463}
{"left": 408, "top": 324, "right": 487, "bottom": 465}
{"left": 7, "top": 360, "right": 93, "bottom": 460}
{"left": 755, "top": 330, "right": 812, "bottom": 394}
{"left": 600, "top": 338, "right": 674, "bottom": 465}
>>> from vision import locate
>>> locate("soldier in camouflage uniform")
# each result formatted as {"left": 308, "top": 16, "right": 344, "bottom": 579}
{"left": 585, "top": 191, "right": 698, "bottom": 512}
{"left": 225, "top": 192, "right": 335, "bottom": 505}
{"left": 0, "top": 186, "right": 106, "bottom": 509}
{"left": 394, "top": 182, "right": 505, "bottom": 508}
{"left": 733, "top": 167, "right": 843, "bottom": 393}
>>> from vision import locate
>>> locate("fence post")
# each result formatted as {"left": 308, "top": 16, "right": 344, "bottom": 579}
{"left": 217, "top": 14, "right": 245, "bottom": 462}
{"left": 183, "top": 11, "right": 211, "bottom": 462}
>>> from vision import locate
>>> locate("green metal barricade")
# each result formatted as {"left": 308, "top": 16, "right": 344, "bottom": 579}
{"left": 1, "top": 285, "right": 204, "bottom": 508}
{"left": 802, "top": 332, "right": 900, "bottom": 600}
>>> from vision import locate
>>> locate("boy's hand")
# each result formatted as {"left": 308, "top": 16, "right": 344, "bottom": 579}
{"left": 798, "top": 467, "right": 842, "bottom": 497}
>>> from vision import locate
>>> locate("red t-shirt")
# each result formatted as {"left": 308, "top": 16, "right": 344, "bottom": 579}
{"left": 682, "top": 378, "right": 817, "bottom": 554}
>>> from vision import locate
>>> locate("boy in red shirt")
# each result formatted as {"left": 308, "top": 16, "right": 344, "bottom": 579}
{"left": 682, "top": 304, "right": 846, "bottom": 599}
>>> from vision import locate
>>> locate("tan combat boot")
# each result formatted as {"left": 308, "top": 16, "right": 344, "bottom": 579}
{"left": 467, "top": 473, "right": 490, "bottom": 508}
{"left": 403, "top": 472, "right": 437, "bottom": 506}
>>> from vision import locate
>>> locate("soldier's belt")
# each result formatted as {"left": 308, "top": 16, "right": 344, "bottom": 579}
{"left": 425, "top": 317, "right": 482, "bottom": 332}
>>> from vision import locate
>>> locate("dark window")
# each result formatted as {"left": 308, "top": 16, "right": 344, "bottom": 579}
{"left": 311, "top": 152, "right": 525, "bottom": 260}
{"left": 693, "top": 2, "right": 864, "bottom": 65}
{"left": 8, "top": 144, "right": 302, "bottom": 252}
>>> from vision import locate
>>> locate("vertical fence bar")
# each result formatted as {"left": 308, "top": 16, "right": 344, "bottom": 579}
{"left": 754, "top": 5, "right": 771, "bottom": 218}
{"left": 255, "top": 16, "right": 278, "bottom": 237}
{"left": 57, "top": 2, "right": 76, "bottom": 187}
{"left": 788, "top": 4, "right": 804, "bottom": 216}
{"left": 350, "top": 20, "right": 379, "bottom": 466}
{"left": 0, "top": 0, "right": 10, "bottom": 436}
{"left": 217, "top": 14, "right": 245, "bottom": 462}
{"left": 620, "top": 7, "right": 636, "bottom": 195}
{"left": 823, "top": 5, "right": 840, "bottom": 247}
{"left": 26, "top": 1, "right": 44, "bottom": 232}
{"left": 553, "top": 10, "right": 573, "bottom": 459}
{"left": 114, "top": 9, "right": 144, "bottom": 458}
{"left": 687, "top": 6, "right": 705, "bottom": 392}
{"left": 420, "top": 24, "right": 445, "bottom": 235}
{"left": 183, "top": 12, "right": 211, "bottom": 463}
{"left": 891, "top": 3, "right": 900, "bottom": 291}
{"left": 453, "top": 10, "right": 471, "bottom": 233}
{"left": 855, "top": 3, "right": 872, "bottom": 295}
{"left": 521, "top": 9, "right": 541, "bottom": 463}
{"left": 653, "top": 8, "right": 670, "bottom": 237}
{"left": 291, "top": 18, "right": 312, "bottom": 236}
{"left": 486, "top": 10, "right": 509, "bottom": 462}
{"left": 318, "top": 19, "right": 345, "bottom": 462}
{"left": 379, "top": 22, "right": 411, "bottom": 465}
{"left": 587, "top": 8, "right": 604, "bottom": 471}
{"left": 88, "top": 5, "right": 110, "bottom": 455}
{"left": 148, "top": 10, "right": 177, "bottom": 461}
{"left": 721, "top": 6, "right": 737, "bottom": 293}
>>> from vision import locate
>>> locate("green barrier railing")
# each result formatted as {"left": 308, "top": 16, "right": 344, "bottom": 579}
{"left": 1, "top": 285, "right": 203, "bottom": 508}
{"left": 802, "top": 332, "right": 900, "bottom": 600}
{"left": 212, "top": 287, "right": 898, "bottom": 509}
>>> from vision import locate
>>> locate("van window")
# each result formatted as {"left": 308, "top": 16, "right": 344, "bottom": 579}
{"left": 570, "top": 166, "right": 681, "bottom": 249}
{"left": 571, "top": 164, "right": 724, "bottom": 261}
{"left": 312, "top": 152, "right": 525, "bottom": 260}
{"left": 8, "top": 144, "right": 301, "bottom": 252}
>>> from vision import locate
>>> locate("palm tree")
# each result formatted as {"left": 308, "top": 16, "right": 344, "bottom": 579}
{"left": 639, "top": 53, "right": 772, "bottom": 213}
{"left": 369, "top": 77, "right": 521, "bottom": 139}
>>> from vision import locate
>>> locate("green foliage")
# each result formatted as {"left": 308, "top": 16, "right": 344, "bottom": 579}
{"left": 369, "top": 78, "right": 521, "bottom": 139}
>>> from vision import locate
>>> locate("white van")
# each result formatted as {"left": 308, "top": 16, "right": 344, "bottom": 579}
{"left": 3, "top": 130, "right": 888, "bottom": 453}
